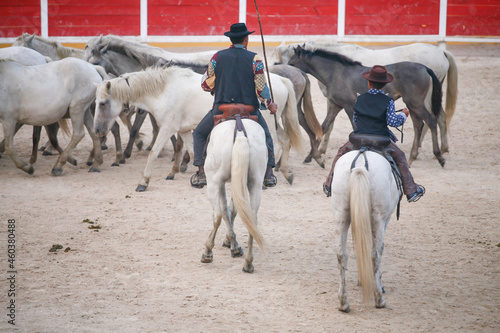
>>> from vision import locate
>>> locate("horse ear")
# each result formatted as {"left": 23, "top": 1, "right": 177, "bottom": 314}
{"left": 26, "top": 34, "right": 35, "bottom": 44}
{"left": 279, "top": 41, "right": 286, "bottom": 47}
{"left": 106, "top": 81, "right": 112, "bottom": 91}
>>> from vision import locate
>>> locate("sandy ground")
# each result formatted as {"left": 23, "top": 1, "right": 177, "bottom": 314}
{"left": 0, "top": 43, "right": 499, "bottom": 332}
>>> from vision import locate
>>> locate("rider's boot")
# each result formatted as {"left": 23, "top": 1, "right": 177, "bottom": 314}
{"left": 263, "top": 165, "right": 277, "bottom": 187}
{"left": 390, "top": 144, "right": 425, "bottom": 202}
{"left": 190, "top": 165, "right": 207, "bottom": 188}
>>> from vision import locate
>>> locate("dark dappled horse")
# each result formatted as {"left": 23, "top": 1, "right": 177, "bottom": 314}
{"left": 288, "top": 47, "right": 445, "bottom": 167}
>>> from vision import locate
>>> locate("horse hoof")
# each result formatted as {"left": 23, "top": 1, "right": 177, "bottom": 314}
{"left": 68, "top": 158, "right": 77, "bottom": 166}
{"left": 86, "top": 161, "right": 93, "bottom": 166}
{"left": 88, "top": 167, "right": 100, "bottom": 173}
{"left": 42, "top": 150, "right": 53, "bottom": 156}
{"left": 231, "top": 247, "right": 244, "bottom": 258}
{"left": 136, "top": 141, "right": 144, "bottom": 151}
{"left": 439, "top": 158, "right": 446, "bottom": 167}
{"left": 166, "top": 174, "right": 175, "bottom": 180}
{"left": 338, "top": 304, "right": 351, "bottom": 313}
{"left": 286, "top": 174, "right": 294, "bottom": 185}
{"left": 135, "top": 185, "right": 147, "bottom": 192}
{"left": 51, "top": 168, "right": 63, "bottom": 176}
{"left": 201, "top": 254, "right": 213, "bottom": 263}
{"left": 242, "top": 264, "right": 254, "bottom": 273}
{"left": 119, "top": 158, "right": 126, "bottom": 164}
{"left": 101, "top": 143, "right": 108, "bottom": 150}
{"left": 180, "top": 164, "right": 188, "bottom": 173}
{"left": 303, "top": 156, "right": 312, "bottom": 164}
{"left": 222, "top": 240, "right": 231, "bottom": 248}
{"left": 27, "top": 165, "right": 35, "bottom": 175}
{"left": 124, "top": 151, "right": 132, "bottom": 159}
{"left": 375, "top": 298, "right": 386, "bottom": 309}
{"left": 111, "top": 162, "right": 119, "bottom": 167}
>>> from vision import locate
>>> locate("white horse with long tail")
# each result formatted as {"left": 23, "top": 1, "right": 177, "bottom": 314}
{"left": 201, "top": 116, "right": 267, "bottom": 273}
{"left": 94, "top": 66, "right": 304, "bottom": 191}
{"left": 330, "top": 139, "right": 401, "bottom": 312}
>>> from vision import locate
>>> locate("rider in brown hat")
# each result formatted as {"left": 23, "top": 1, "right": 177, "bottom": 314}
{"left": 323, "top": 65, "right": 425, "bottom": 202}
{"left": 191, "top": 22, "right": 278, "bottom": 188}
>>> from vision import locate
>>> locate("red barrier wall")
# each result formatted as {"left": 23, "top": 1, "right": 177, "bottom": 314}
{"left": 0, "top": 1, "right": 499, "bottom": 38}
{"left": 447, "top": 0, "right": 500, "bottom": 36}
{"left": 345, "top": 0, "right": 440, "bottom": 35}
{"left": 0, "top": 0, "right": 41, "bottom": 37}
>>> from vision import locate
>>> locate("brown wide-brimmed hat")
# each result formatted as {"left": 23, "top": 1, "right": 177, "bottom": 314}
{"left": 361, "top": 65, "right": 394, "bottom": 83}
{"left": 224, "top": 23, "right": 255, "bottom": 38}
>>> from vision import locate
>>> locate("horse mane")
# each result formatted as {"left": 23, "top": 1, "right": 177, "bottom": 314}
{"left": 15, "top": 33, "right": 84, "bottom": 59}
{"left": 297, "top": 47, "right": 362, "bottom": 67}
{"left": 90, "top": 35, "right": 208, "bottom": 72}
{"left": 102, "top": 66, "right": 193, "bottom": 102}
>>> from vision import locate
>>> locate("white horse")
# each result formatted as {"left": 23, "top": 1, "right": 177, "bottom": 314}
{"left": 0, "top": 58, "right": 105, "bottom": 175}
{"left": 13, "top": 33, "right": 85, "bottom": 60}
{"left": 94, "top": 66, "right": 304, "bottom": 191}
{"left": 0, "top": 46, "right": 49, "bottom": 65}
{"left": 330, "top": 148, "right": 401, "bottom": 312}
{"left": 201, "top": 118, "right": 267, "bottom": 273}
{"left": 271, "top": 41, "right": 458, "bottom": 155}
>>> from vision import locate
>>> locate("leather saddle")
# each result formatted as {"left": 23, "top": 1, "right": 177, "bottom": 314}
{"left": 214, "top": 103, "right": 258, "bottom": 126}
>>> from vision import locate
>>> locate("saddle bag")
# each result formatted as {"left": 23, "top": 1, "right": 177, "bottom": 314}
{"left": 214, "top": 104, "right": 258, "bottom": 126}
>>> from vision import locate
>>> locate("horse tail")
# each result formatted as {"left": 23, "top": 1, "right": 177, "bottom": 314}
{"left": 443, "top": 50, "right": 458, "bottom": 129}
{"left": 281, "top": 77, "right": 306, "bottom": 157}
{"left": 301, "top": 72, "right": 323, "bottom": 141}
{"left": 349, "top": 167, "right": 375, "bottom": 303}
{"left": 426, "top": 66, "right": 443, "bottom": 118}
{"left": 231, "top": 134, "right": 266, "bottom": 250}
{"left": 58, "top": 119, "right": 71, "bottom": 137}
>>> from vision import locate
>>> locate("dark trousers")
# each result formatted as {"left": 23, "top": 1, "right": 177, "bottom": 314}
{"left": 193, "top": 108, "right": 275, "bottom": 167}
{"left": 329, "top": 141, "right": 418, "bottom": 195}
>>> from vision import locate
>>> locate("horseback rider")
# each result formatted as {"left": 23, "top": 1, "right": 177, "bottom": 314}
{"left": 191, "top": 22, "right": 278, "bottom": 188}
{"left": 323, "top": 65, "right": 425, "bottom": 202}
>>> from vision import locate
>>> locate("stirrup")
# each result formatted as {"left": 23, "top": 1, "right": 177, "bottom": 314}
{"left": 263, "top": 174, "right": 277, "bottom": 187}
{"left": 190, "top": 171, "right": 206, "bottom": 188}
{"left": 407, "top": 185, "right": 425, "bottom": 202}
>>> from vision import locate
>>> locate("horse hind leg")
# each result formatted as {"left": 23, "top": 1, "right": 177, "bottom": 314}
{"left": 223, "top": 199, "right": 243, "bottom": 258}
{"left": 373, "top": 231, "right": 386, "bottom": 309}
{"left": 337, "top": 218, "right": 351, "bottom": 312}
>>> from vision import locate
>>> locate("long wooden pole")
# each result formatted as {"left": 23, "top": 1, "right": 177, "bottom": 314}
{"left": 253, "top": 0, "right": 278, "bottom": 129}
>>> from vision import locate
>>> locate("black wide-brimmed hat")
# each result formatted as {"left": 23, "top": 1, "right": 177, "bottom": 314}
{"left": 361, "top": 65, "right": 394, "bottom": 83}
{"left": 224, "top": 23, "right": 255, "bottom": 38}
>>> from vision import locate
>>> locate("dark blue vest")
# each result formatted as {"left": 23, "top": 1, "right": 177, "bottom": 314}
{"left": 214, "top": 47, "right": 259, "bottom": 111}
{"left": 353, "top": 92, "right": 392, "bottom": 138}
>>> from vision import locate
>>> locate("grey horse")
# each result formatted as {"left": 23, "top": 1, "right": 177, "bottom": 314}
{"left": 288, "top": 46, "right": 445, "bottom": 167}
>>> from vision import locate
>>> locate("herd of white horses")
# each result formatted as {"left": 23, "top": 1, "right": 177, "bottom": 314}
{"left": 0, "top": 33, "right": 458, "bottom": 312}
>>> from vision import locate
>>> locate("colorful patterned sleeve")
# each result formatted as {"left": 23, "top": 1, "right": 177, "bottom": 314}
{"left": 201, "top": 52, "right": 217, "bottom": 93}
{"left": 253, "top": 54, "right": 272, "bottom": 110}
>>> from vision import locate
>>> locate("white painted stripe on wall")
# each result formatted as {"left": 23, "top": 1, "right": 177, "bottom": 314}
{"left": 140, "top": 0, "right": 148, "bottom": 40}
{"left": 41, "top": 0, "right": 48, "bottom": 38}
{"left": 439, "top": 0, "right": 448, "bottom": 39}
{"left": 240, "top": 0, "right": 247, "bottom": 23}
{"left": 338, "top": 0, "right": 346, "bottom": 41}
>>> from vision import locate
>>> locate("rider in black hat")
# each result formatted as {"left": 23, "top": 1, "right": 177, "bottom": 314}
{"left": 191, "top": 23, "right": 278, "bottom": 188}
{"left": 323, "top": 65, "right": 425, "bottom": 203}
